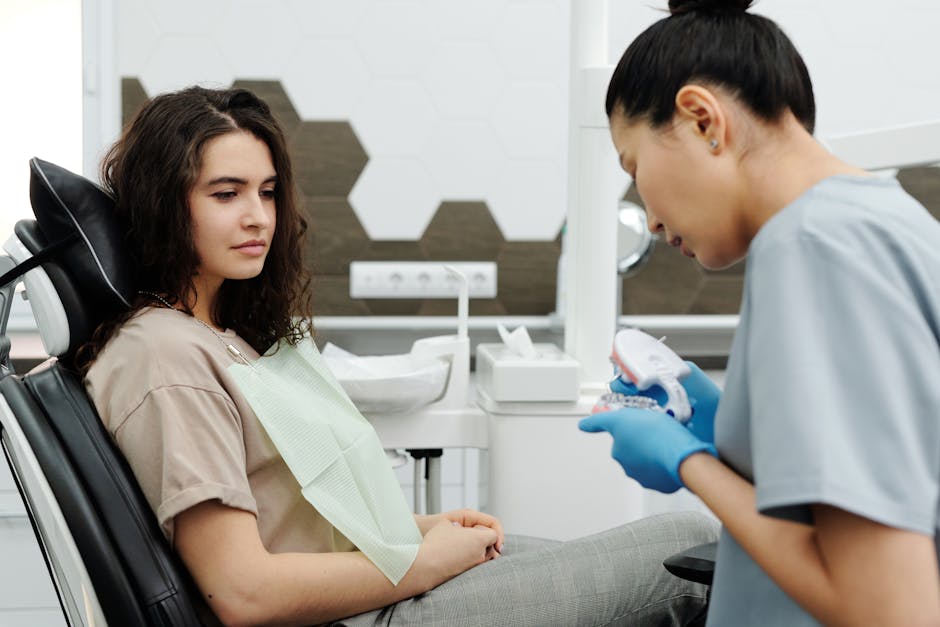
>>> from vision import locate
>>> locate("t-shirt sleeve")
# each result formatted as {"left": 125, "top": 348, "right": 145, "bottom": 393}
{"left": 113, "top": 385, "right": 259, "bottom": 542}
{"left": 746, "top": 230, "right": 940, "bottom": 533}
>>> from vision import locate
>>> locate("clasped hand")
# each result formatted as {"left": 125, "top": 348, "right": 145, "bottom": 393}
{"left": 579, "top": 362, "right": 720, "bottom": 493}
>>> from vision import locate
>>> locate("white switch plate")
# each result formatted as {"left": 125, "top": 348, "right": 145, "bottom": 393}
{"left": 349, "top": 261, "right": 497, "bottom": 298}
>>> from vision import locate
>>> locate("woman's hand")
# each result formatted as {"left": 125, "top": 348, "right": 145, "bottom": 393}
{"left": 404, "top": 519, "right": 500, "bottom": 592}
{"left": 416, "top": 508, "right": 504, "bottom": 553}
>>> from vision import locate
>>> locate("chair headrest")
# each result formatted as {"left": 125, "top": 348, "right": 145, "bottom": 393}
{"left": 28, "top": 158, "right": 134, "bottom": 311}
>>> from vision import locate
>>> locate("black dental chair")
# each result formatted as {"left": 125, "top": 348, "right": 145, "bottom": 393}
{"left": 0, "top": 158, "right": 220, "bottom": 626}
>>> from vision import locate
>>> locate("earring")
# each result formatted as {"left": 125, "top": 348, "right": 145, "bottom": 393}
{"left": 709, "top": 138, "right": 719, "bottom": 151}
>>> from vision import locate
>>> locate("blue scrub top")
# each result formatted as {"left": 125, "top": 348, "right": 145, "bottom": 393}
{"left": 707, "top": 175, "right": 940, "bottom": 626}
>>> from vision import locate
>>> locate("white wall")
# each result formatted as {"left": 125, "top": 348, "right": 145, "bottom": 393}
{"left": 0, "top": 0, "right": 83, "bottom": 253}
{"left": 112, "top": 0, "right": 572, "bottom": 243}
{"left": 607, "top": 0, "right": 940, "bottom": 139}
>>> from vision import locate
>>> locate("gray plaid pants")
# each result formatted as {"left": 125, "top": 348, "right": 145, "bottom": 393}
{"left": 334, "top": 511, "right": 718, "bottom": 627}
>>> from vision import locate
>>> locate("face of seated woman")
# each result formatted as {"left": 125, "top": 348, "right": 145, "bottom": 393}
{"left": 187, "top": 129, "right": 278, "bottom": 302}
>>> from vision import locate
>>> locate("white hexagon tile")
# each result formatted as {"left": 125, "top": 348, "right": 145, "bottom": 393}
{"left": 210, "top": 1, "right": 302, "bottom": 79}
{"left": 285, "top": 0, "right": 369, "bottom": 38}
{"left": 282, "top": 38, "right": 371, "bottom": 121}
{"left": 349, "top": 158, "right": 440, "bottom": 241}
{"left": 139, "top": 35, "right": 235, "bottom": 97}
{"left": 420, "top": 120, "right": 505, "bottom": 200}
{"left": 354, "top": 0, "right": 436, "bottom": 80}
{"left": 115, "top": 0, "right": 161, "bottom": 78}
{"left": 351, "top": 80, "right": 438, "bottom": 157}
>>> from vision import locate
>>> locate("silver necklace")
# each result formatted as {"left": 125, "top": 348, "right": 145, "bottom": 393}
{"left": 138, "top": 290, "right": 256, "bottom": 368}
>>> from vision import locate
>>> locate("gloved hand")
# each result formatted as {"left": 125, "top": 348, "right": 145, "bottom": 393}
{"left": 579, "top": 407, "right": 717, "bottom": 493}
{"left": 610, "top": 361, "right": 720, "bottom": 444}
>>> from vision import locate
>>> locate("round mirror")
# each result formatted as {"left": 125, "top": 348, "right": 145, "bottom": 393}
{"left": 617, "top": 200, "right": 655, "bottom": 276}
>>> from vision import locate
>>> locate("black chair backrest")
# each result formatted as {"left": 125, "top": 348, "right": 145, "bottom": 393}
{"left": 1, "top": 158, "right": 220, "bottom": 625}
{"left": 21, "top": 157, "right": 134, "bottom": 365}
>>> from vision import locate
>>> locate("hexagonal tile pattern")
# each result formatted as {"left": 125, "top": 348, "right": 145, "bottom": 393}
{"left": 115, "top": 0, "right": 161, "bottom": 77}
{"left": 231, "top": 80, "right": 302, "bottom": 136}
{"left": 619, "top": 182, "right": 744, "bottom": 313}
{"left": 304, "top": 198, "right": 370, "bottom": 276}
{"left": 359, "top": 241, "right": 428, "bottom": 262}
{"left": 620, "top": 245, "right": 704, "bottom": 315}
{"left": 420, "top": 202, "right": 505, "bottom": 261}
{"left": 897, "top": 166, "right": 940, "bottom": 220}
{"left": 145, "top": 0, "right": 229, "bottom": 36}
{"left": 420, "top": 121, "right": 503, "bottom": 199}
{"left": 687, "top": 275, "right": 744, "bottom": 315}
{"left": 121, "top": 78, "right": 150, "bottom": 128}
{"left": 312, "top": 276, "right": 370, "bottom": 316}
{"left": 139, "top": 35, "right": 234, "bottom": 96}
{"left": 212, "top": 2, "right": 302, "bottom": 79}
{"left": 489, "top": 160, "right": 566, "bottom": 241}
{"left": 351, "top": 81, "right": 437, "bottom": 157}
{"left": 291, "top": 121, "right": 368, "bottom": 198}
{"left": 285, "top": 0, "right": 369, "bottom": 38}
{"left": 282, "top": 38, "right": 370, "bottom": 121}
{"left": 492, "top": 1, "right": 568, "bottom": 80}
{"left": 364, "top": 297, "right": 423, "bottom": 316}
{"left": 424, "top": 41, "right": 506, "bottom": 119}
{"left": 496, "top": 241, "right": 562, "bottom": 315}
{"left": 355, "top": 0, "right": 434, "bottom": 80}
{"left": 349, "top": 158, "right": 440, "bottom": 240}
{"left": 491, "top": 81, "right": 567, "bottom": 159}
{"left": 427, "top": 0, "right": 506, "bottom": 43}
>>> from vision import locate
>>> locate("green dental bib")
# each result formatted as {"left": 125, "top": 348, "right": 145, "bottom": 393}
{"left": 228, "top": 338, "right": 422, "bottom": 584}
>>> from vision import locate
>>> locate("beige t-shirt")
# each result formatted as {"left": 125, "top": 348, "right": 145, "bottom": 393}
{"left": 85, "top": 306, "right": 355, "bottom": 554}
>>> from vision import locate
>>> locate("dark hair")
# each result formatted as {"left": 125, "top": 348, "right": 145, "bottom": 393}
{"left": 606, "top": 0, "right": 816, "bottom": 133}
{"left": 78, "top": 86, "right": 312, "bottom": 371}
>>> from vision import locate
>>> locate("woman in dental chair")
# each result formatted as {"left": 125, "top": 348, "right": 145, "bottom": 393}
{"left": 79, "top": 85, "right": 716, "bottom": 626}
{"left": 579, "top": 1, "right": 940, "bottom": 625}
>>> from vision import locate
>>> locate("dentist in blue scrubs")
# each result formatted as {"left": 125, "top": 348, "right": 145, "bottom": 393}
{"left": 580, "top": 0, "right": 940, "bottom": 624}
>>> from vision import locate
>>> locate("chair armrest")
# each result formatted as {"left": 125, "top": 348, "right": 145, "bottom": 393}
{"left": 663, "top": 540, "right": 717, "bottom": 586}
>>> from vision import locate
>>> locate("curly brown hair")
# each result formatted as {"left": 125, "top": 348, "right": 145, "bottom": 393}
{"left": 76, "top": 86, "right": 312, "bottom": 371}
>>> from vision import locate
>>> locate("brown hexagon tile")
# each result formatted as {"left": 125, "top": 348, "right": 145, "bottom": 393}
{"left": 121, "top": 77, "right": 149, "bottom": 129}
{"left": 687, "top": 275, "right": 744, "bottom": 315}
{"left": 303, "top": 198, "right": 370, "bottom": 276}
{"left": 897, "top": 167, "right": 940, "bottom": 221}
{"left": 620, "top": 245, "right": 704, "bottom": 314}
{"left": 363, "top": 298, "right": 423, "bottom": 316}
{"left": 420, "top": 201, "right": 505, "bottom": 261}
{"left": 311, "top": 276, "right": 370, "bottom": 316}
{"left": 291, "top": 121, "right": 369, "bottom": 198}
{"left": 231, "top": 79, "right": 302, "bottom": 135}
{"left": 704, "top": 258, "right": 746, "bottom": 276}
{"left": 496, "top": 241, "right": 561, "bottom": 315}
{"left": 360, "top": 240, "right": 428, "bottom": 262}
{"left": 623, "top": 183, "right": 643, "bottom": 206}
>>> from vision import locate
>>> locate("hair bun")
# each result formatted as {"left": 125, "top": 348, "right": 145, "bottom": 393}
{"left": 668, "top": 0, "right": 753, "bottom": 16}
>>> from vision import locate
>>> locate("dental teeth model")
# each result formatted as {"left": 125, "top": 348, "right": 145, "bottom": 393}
{"left": 591, "top": 392, "right": 662, "bottom": 414}
{"left": 592, "top": 329, "right": 693, "bottom": 423}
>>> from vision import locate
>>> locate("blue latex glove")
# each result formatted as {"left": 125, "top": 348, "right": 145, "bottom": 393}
{"left": 610, "top": 361, "right": 720, "bottom": 444}
{"left": 579, "top": 408, "right": 717, "bottom": 493}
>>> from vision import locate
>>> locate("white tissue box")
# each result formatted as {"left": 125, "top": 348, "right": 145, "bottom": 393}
{"left": 475, "top": 343, "right": 579, "bottom": 402}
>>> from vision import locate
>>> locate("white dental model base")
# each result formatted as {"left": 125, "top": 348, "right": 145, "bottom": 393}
{"left": 610, "top": 329, "right": 692, "bottom": 423}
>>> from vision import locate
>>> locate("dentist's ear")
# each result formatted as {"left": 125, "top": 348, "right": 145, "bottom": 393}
{"left": 674, "top": 85, "right": 728, "bottom": 153}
